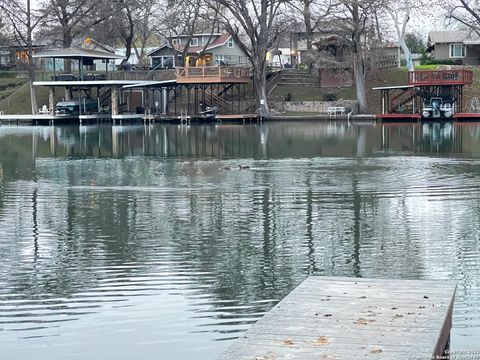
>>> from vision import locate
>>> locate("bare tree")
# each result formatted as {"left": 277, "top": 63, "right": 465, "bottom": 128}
{"left": 385, "top": 0, "right": 433, "bottom": 71}
{"left": 330, "top": 0, "right": 380, "bottom": 113}
{"left": 290, "top": 0, "right": 335, "bottom": 51}
{"left": 447, "top": 0, "right": 480, "bottom": 34}
{"left": 39, "top": 0, "right": 108, "bottom": 48}
{"left": 132, "top": 1, "right": 158, "bottom": 67}
{"left": 0, "top": 0, "right": 44, "bottom": 114}
{"left": 102, "top": 0, "right": 157, "bottom": 66}
{"left": 154, "top": 0, "right": 205, "bottom": 67}
{"left": 211, "top": 0, "right": 290, "bottom": 115}
{"left": 387, "top": 0, "right": 413, "bottom": 71}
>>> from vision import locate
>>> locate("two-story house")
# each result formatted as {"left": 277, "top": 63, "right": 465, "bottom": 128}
{"left": 148, "top": 33, "right": 249, "bottom": 68}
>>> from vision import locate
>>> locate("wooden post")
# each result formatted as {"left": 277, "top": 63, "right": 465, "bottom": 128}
{"left": 48, "top": 87, "right": 55, "bottom": 114}
{"left": 111, "top": 87, "right": 118, "bottom": 116}
{"left": 65, "top": 87, "right": 71, "bottom": 101}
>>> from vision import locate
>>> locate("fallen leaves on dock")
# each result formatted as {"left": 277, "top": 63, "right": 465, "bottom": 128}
{"left": 322, "top": 354, "right": 337, "bottom": 359}
{"left": 254, "top": 352, "right": 276, "bottom": 360}
{"left": 354, "top": 317, "right": 376, "bottom": 325}
{"left": 313, "top": 336, "right": 330, "bottom": 346}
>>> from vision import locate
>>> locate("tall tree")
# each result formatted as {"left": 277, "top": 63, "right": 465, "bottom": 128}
{"left": 447, "top": 0, "right": 480, "bottom": 34}
{"left": 39, "top": 0, "right": 108, "bottom": 48}
{"left": 332, "top": 0, "right": 380, "bottom": 113}
{"left": 212, "top": 0, "right": 290, "bottom": 115}
{"left": 154, "top": 0, "right": 206, "bottom": 67}
{"left": 0, "top": 0, "right": 44, "bottom": 114}
{"left": 132, "top": 1, "right": 157, "bottom": 67}
{"left": 405, "top": 32, "right": 426, "bottom": 54}
{"left": 387, "top": 0, "right": 414, "bottom": 71}
{"left": 290, "top": 0, "right": 334, "bottom": 52}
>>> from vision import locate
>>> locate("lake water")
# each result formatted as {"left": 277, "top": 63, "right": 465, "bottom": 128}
{"left": 0, "top": 121, "right": 479, "bottom": 359}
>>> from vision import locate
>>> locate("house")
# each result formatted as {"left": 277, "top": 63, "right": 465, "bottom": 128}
{"left": 428, "top": 31, "right": 480, "bottom": 65}
{"left": 0, "top": 45, "right": 45, "bottom": 70}
{"left": 147, "top": 33, "right": 249, "bottom": 68}
{"left": 373, "top": 42, "right": 401, "bottom": 69}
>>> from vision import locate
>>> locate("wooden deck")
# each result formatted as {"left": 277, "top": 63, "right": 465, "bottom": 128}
{"left": 216, "top": 114, "right": 258, "bottom": 120}
{"left": 175, "top": 66, "right": 251, "bottom": 84}
{"left": 408, "top": 69, "right": 473, "bottom": 86}
{"left": 218, "top": 276, "right": 456, "bottom": 360}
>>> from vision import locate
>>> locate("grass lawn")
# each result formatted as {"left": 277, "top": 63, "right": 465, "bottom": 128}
{"left": 0, "top": 78, "right": 50, "bottom": 115}
{"left": 414, "top": 65, "right": 441, "bottom": 70}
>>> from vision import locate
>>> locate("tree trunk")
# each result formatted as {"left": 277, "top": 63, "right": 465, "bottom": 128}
{"left": 303, "top": 0, "right": 313, "bottom": 72}
{"left": 253, "top": 53, "right": 269, "bottom": 115}
{"left": 63, "top": 28, "right": 73, "bottom": 72}
{"left": 121, "top": 8, "right": 135, "bottom": 64}
{"left": 29, "top": 80, "right": 38, "bottom": 115}
{"left": 353, "top": 52, "right": 368, "bottom": 114}
{"left": 399, "top": 38, "right": 414, "bottom": 71}
{"left": 304, "top": 1, "right": 312, "bottom": 52}
{"left": 27, "top": 0, "right": 37, "bottom": 114}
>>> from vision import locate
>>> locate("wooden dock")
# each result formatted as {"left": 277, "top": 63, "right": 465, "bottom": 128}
{"left": 218, "top": 276, "right": 456, "bottom": 359}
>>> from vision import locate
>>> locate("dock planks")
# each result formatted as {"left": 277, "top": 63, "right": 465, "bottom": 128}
{"left": 218, "top": 276, "right": 456, "bottom": 360}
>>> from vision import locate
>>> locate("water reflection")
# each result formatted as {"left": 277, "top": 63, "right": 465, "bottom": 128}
{"left": 3, "top": 121, "right": 480, "bottom": 165}
{"left": 0, "top": 122, "right": 480, "bottom": 359}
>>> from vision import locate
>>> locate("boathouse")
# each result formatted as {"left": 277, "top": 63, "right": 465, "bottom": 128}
{"left": 374, "top": 68, "right": 474, "bottom": 121}
{"left": 30, "top": 47, "right": 253, "bottom": 123}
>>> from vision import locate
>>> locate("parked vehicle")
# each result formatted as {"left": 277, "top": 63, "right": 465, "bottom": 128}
{"left": 56, "top": 98, "right": 97, "bottom": 114}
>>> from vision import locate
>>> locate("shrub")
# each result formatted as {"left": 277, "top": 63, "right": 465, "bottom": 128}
{"left": 323, "top": 93, "right": 337, "bottom": 101}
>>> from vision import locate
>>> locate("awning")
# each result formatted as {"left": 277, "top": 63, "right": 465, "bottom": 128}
{"left": 33, "top": 47, "right": 124, "bottom": 60}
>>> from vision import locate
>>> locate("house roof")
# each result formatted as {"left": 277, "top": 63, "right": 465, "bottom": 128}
{"left": 172, "top": 33, "right": 222, "bottom": 38}
{"left": 33, "top": 47, "right": 124, "bottom": 60}
{"left": 147, "top": 44, "right": 182, "bottom": 56}
{"left": 175, "top": 33, "right": 232, "bottom": 53}
{"left": 428, "top": 30, "right": 480, "bottom": 45}
{"left": 429, "top": 31, "right": 468, "bottom": 44}
{"left": 148, "top": 34, "right": 233, "bottom": 56}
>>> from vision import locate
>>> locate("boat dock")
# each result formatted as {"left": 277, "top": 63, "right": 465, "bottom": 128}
{"left": 218, "top": 276, "right": 456, "bottom": 359}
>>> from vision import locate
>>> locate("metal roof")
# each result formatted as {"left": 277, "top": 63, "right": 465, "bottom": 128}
{"left": 372, "top": 85, "right": 414, "bottom": 91}
{"left": 33, "top": 47, "right": 124, "bottom": 60}
{"left": 122, "top": 80, "right": 177, "bottom": 88}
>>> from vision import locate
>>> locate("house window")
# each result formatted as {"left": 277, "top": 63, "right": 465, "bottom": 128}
{"left": 190, "top": 38, "right": 198, "bottom": 46}
{"left": 227, "top": 38, "right": 234, "bottom": 48}
{"left": 450, "top": 43, "right": 465, "bottom": 58}
{"left": 215, "top": 55, "right": 226, "bottom": 65}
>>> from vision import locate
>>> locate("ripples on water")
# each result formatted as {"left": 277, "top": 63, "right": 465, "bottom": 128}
{"left": 0, "top": 122, "right": 479, "bottom": 359}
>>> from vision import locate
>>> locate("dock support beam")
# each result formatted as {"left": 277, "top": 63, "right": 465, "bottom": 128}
{"left": 48, "top": 87, "right": 55, "bottom": 114}
{"left": 64, "top": 87, "right": 71, "bottom": 101}
{"left": 111, "top": 87, "right": 118, "bottom": 116}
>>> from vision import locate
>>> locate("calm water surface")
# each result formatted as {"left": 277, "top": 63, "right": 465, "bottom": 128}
{"left": 0, "top": 121, "right": 479, "bottom": 359}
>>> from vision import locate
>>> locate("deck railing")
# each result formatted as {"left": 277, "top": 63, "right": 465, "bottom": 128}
{"left": 34, "top": 69, "right": 176, "bottom": 82}
{"left": 408, "top": 69, "right": 473, "bottom": 86}
{"left": 175, "top": 66, "right": 251, "bottom": 82}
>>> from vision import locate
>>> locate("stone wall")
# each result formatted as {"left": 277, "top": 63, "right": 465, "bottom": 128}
{"left": 272, "top": 100, "right": 359, "bottom": 114}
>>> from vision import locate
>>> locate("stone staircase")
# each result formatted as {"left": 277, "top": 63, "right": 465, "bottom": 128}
{"left": 278, "top": 69, "right": 319, "bottom": 87}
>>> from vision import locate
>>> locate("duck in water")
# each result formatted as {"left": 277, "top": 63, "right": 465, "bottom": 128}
{"left": 239, "top": 165, "right": 250, "bottom": 170}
